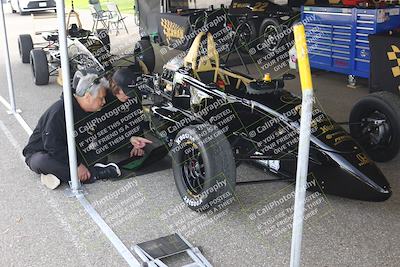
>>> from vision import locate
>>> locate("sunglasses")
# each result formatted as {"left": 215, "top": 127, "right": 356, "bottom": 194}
{"left": 87, "top": 76, "right": 102, "bottom": 90}
{"left": 81, "top": 76, "right": 105, "bottom": 96}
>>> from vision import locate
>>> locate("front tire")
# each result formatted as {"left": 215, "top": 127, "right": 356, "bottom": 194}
{"left": 171, "top": 124, "right": 236, "bottom": 212}
{"left": 349, "top": 92, "right": 400, "bottom": 162}
{"left": 18, "top": 34, "right": 33, "bottom": 63}
{"left": 235, "top": 20, "right": 257, "bottom": 53}
{"left": 30, "top": 49, "right": 49, "bottom": 85}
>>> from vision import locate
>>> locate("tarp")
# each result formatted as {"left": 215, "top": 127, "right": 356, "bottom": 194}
{"left": 138, "top": 0, "right": 160, "bottom": 35}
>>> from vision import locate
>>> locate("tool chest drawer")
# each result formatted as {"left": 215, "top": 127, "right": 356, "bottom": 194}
{"left": 301, "top": 6, "right": 400, "bottom": 78}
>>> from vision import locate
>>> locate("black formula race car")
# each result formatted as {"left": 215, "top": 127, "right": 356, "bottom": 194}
{"left": 228, "top": 0, "right": 305, "bottom": 53}
{"left": 18, "top": 21, "right": 157, "bottom": 87}
{"left": 17, "top": 20, "right": 112, "bottom": 86}
{"left": 132, "top": 32, "right": 391, "bottom": 212}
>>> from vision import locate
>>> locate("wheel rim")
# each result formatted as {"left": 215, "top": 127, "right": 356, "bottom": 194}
{"left": 359, "top": 110, "right": 392, "bottom": 150}
{"left": 181, "top": 142, "right": 206, "bottom": 196}
{"left": 237, "top": 23, "right": 252, "bottom": 48}
{"left": 263, "top": 24, "right": 280, "bottom": 51}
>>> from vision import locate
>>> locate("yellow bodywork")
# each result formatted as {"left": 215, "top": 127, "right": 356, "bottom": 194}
{"left": 184, "top": 32, "right": 254, "bottom": 89}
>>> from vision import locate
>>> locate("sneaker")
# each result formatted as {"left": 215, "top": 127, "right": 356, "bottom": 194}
{"left": 92, "top": 163, "right": 121, "bottom": 180}
{"left": 40, "top": 174, "right": 61, "bottom": 190}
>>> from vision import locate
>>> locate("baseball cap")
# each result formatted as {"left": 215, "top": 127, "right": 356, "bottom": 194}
{"left": 112, "top": 68, "right": 141, "bottom": 96}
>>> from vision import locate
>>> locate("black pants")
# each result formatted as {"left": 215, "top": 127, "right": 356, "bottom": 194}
{"left": 26, "top": 152, "right": 71, "bottom": 182}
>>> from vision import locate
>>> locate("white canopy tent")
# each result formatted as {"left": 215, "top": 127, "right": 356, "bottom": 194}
{"left": 0, "top": 1, "right": 140, "bottom": 266}
{"left": 0, "top": 1, "right": 312, "bottom": 266}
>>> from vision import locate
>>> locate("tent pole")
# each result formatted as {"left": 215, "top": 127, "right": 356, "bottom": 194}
{"left": 56, "top": 0, "right": 81, "bottom": 192}
{"left": 0, "top": 1, "right": 17, "bottom": 114}
{"left": 290, "top": 24, "right": 314, "bottom": 267}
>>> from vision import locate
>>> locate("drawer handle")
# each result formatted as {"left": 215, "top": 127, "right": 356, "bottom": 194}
{"left": 308, "top": 41, "right": 332, "bottom": 47}
{"left": 309, "top": 52, "right": 331, "bottom": 57}
{"left": 305, "top": 23, "right": 332, "bottom": 28}
{"left": 303, "top": 11, "right": 352, "bottom": 16}
{"left": 306, "top": 29, "right": 331, "bottom": 34}
{"left": 311, "top": 47, "right": 331, "bottom": 52}
{"left": 332, "top": 55, "right": 350, "bottom": 60}
{"left": 331, "top": 43, "right": 349, "bottom": 48}
{"left": 357, "top": 26, "right": 374, "bottom": 31}
{"left": 332, "top": 25, "right": 352, "bottom": 29}
{"left": 357, "top": 20, "right": 374, "bottom": 24}
{"left": 355, "top": 58, "right": 370, "bottom": 63}
{"left": 333, "top": 32, "right": 351, "bottom": 36}
{"left": 332, "top": 49, "right": 350, "bottom": 54}
{"left": 357, "top": 14, "right": 375, "bottom": 18}
{"left": 333, "top": 37, "right": 350, "bottom": 42}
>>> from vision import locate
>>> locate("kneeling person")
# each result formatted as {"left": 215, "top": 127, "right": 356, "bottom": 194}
{"left": 104, "top": 67, "right": 152, "bottom": 158}
{"left": 22, "top": 74, "right": 121, "bottom": 189}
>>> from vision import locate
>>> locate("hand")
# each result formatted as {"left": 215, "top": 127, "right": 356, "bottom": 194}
{"left": 130, "top": 136, "right": 152, "bottom": 149}
{"left": 78, "top": 164, "right": 91, "bottom": 182}
{"left": 130, "top": 147, "right": 145, "bottom": 157}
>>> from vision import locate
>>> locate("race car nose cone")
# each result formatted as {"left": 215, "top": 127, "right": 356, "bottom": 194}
{"left": 376, "top": 186, "right": 392, "bottom": 201}
{"left": 353, "top": 179, "right": 391, "bottom": 202}
{"left": 309, "top": 157, "right": 391, "bottom": 202}
{"left": 352, "top": 171, "right": 392, "bottom": 202}
{"left": 342, "top": 158, "right": 392, "bottom": 202}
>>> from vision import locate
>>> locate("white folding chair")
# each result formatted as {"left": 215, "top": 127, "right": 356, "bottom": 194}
{"left": 88, "top": 0, "right": 110, "bottom": 32}
{"left": 105, "top": 2, "right": 128, "bottom": 35}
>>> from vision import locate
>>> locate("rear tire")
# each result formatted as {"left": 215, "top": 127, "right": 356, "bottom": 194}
{"left": 18, "top": 34, "right": 33, "bottom": 64}
{"left": 171, "top": 124, "right": 236, "bottom": 212}
{"left": 30, "top": 49, "right": 49, "bottom": 85}
{"left": 349, "top": 92, "right": 400, "bottom": 162}
{"left": 259, "top": 18, "right": 283, "bottom": 53}
{"left": 135, "top": 39, "right": 155, "bottom": 73}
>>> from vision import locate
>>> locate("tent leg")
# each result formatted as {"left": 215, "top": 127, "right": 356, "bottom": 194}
{"left": 0, "top": 1, "right": 19, "bottom": 114}
{"left": 56, "top": 0, "right": 81, "bottom": 192}
{"left": 65, "top": 182, "right": 88, "bottom": 197}
{"left": 290, "top": 24, "right": 314, "bottom": 267}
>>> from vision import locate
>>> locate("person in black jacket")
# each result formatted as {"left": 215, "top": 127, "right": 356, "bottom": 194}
{"left": 23, "top": 73, "right": 121, "bottom": 189}
{"left": 99, "top": 67, "right": 152, "bottom": 159}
